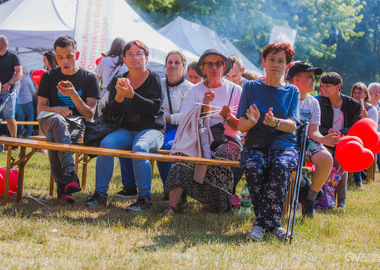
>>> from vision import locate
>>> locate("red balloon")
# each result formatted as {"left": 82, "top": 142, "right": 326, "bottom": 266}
{"left": 339, "top": 141, "right": 374, "bottom": 172}
{"left": 336, "top": 135, "right": 363, "bottom": 164}
{"left": 371, "top": 133, "right": 380, "bottom": 154}
{"left": 31, "top": 69, "right": 47, "bottom": 86}
{"left": 0, "top": 168, "right": 18, "bottom": 196}
{"left": 348, "top": 118, "right": 380, "bottom": 152}
{"left": 96, "top": 56, "right": 104, "bottom": 65}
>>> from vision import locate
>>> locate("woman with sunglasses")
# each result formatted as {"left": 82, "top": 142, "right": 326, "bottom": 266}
{"left": 85, "top": 40, "right": 165, "bottom": 212}
{"left": 162, "top": 49, "right": 242, "bottom": 216}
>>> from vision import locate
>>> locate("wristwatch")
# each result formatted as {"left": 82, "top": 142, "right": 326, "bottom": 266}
{"left": 275, "top": 119, "right": 281, "bottom": 128}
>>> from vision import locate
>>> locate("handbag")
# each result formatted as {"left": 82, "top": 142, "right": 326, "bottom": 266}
{"left": 209, "top": 86, "right": 235, "bottom": 150}
{"left": 244, "top": 121, "right": 280, "bottom": 150}
{"left": 83, "top": 102, "right": 124, "bottom": 148}
{"left": 210, "top": 122, "right": 228, "bottom": 150}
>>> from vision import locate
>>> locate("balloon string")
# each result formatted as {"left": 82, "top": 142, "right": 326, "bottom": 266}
{"left": 8, "top": 190, "right": 49, "bottom": 208}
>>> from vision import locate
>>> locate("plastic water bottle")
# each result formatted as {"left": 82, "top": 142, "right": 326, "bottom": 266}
{"left": 199, "top": 119, "right": 211, "bottom": 159}
{"left": 238, "top": 184, "right": 252, "bottom": 217}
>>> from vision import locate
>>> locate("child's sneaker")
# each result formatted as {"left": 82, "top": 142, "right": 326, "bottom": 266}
{"left": 273, "top": 227, "right": 290, "bottom": 240}
{"left": 64, "top": 171, "right": 81, "bottom": 194}
{"left": 126, "top": 198, "right": 152, "bottom": 212}
{"left": 85, "top": 192, "right": 107, "bottom": 208}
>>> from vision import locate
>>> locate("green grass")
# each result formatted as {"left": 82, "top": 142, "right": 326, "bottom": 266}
{"left": 0, "top": 150, "right": 379, "bottom": 269}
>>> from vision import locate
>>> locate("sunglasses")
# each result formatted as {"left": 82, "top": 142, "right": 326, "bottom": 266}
{"left": 203, "top": 61, "right": 224, "bottom": 68}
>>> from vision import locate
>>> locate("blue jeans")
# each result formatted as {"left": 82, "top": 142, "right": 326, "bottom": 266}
{"left": 121, "top": 125, "right": 177, "bottom": 188}
{"left": 95, "top": 128, "right": 164, "bottom": 200}
{"left": 0, "top": 92, "right": 16, "bottom": 119}
{"left": 16, "top": 102, "right": 34, "bottom": 137}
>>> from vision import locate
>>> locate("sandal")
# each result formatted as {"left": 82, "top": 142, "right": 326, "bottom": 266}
{"left": 162, "top": 206, "right": 177, "bottom": 216}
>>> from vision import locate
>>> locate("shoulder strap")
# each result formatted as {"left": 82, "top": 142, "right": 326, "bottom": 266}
{"left": 166, "top": 79, "right": 173, "bottom": 114}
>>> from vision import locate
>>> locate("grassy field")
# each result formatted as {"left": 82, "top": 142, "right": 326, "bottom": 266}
{"left": 0, "top": 150, "right": 379, "bottom": 269}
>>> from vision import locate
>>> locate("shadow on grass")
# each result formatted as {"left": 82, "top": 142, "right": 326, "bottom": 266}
{"left": 1, "top": 192, "right": 253, "bottom": 245}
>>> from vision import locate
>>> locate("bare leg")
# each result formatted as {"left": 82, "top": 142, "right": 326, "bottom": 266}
{"left": 5, "top": 118, "right": 17, "bottom": 138}
{"left": 168, "top": 186, "right": 184, "bottom": 210}
{"left": 310, "top": 149, "right": 333, "bottom": 192}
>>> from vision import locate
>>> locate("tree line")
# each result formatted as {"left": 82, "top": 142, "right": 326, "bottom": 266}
{"left": 128, "top": 0, "right": 380, "bottom": 94}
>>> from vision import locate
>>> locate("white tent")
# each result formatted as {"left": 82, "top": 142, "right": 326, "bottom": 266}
{"left": 0, "top": 0, "right": 198, "bottom": 74}
{"left": 159, "top": 16, "right": 262, "bottom": 75}
{"left": 0, "top": 0, "right": 76, "bottom": 49}
{"left": 74, "top": 0, "right": 198, "bottom": 74}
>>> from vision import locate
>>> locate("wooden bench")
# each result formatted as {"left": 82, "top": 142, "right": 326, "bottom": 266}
{"left": 0, "top": 121, "right": 39, "bottom": 125}
{"left": 0, "top": 136, "right": 310, "bottom": 218}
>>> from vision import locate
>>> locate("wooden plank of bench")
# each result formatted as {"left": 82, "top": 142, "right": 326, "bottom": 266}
{"left": 1, "top": 121, "right": 39, "bottom": 125}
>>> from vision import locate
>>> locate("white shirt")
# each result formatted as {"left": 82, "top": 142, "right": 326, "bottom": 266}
{"left": 95, "top": 56, "right": 128, "bottom": 89}
{"left": 181, "top": 78, "right": 242, "bottom": 139}
{"left": 332, "top": 107, "right": 344, "bottom": 131}
{"left": 299, "top": 93, "right": 321, "bottom": 125}
{"left": 161, "top": 78, "right": 193, "bottom": 125}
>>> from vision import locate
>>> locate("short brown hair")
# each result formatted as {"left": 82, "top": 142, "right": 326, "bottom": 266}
{"left": 242, "top": 70, "right": 258, "bottom": 81}
{"left": 320, "top": 72, "right": 343, "bottom": 90}
{"left": 123, "top": 40, "right": 149, "bottom": 57}
{"left": 54, "top": 35, "right": 77, "bottom": 51}
{"left": 262, "top": 41, "right": 294, "bottom": 64}
{"left": 187, "top": 61, "right": 197, "bottom": 72}
{"left": 351, "top": 82, "right": 370, "bottom": 102}
{"left": 227, "top": 55, "right": 243, "bottom": 69}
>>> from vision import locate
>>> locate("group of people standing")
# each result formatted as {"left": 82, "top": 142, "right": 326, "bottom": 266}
{"left": 1, "top": 33, "right": 379, "bottom": 242}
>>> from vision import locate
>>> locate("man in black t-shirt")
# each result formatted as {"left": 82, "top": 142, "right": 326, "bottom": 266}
{"left": 38, "top": 36, "right": 100, "bottom": 203}
{"left": 0, "top": 35, "right": 23, "bottom": 137}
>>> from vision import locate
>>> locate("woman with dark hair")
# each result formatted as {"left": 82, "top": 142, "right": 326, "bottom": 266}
{"left": 43, "top": 50, "right": 58, "bottom": 70}
{"left": 85, "top": 40, "right": 165, "bottom": 212}
{"left": 318, "top": 72, "right": 361, "bottom": 205}
{"left": 237, "top": 42, "right": 300, "bottom": 241}
{"left": 349, "top": 82, "right": 377, "bottom": 189}
{"left": 162, "top": 49, "right": 242, "bottom": 216}
{"left": 117, "top": 51, "right": 193, "bottom": 200}
{"left": 96, "top": 37, "right": 128, "bottom": 114}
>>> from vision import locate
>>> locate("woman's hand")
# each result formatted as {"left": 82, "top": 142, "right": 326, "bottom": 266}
{"left": 322, "top": 132, "right": 341, "bottom": 147}
{"left": 115, "top": 78, "right": 134, "bottom": 102}
{"left": 246, "top": 104, "right": 260, "bottom": 126}
{"left": 219, "top": 105, "right": 231, "bottom": 119}
{"left": 328, "top": 128, "right": 342, "bottom": 138}
{"left": 202, "top": 90, "right": 215, "bottom": 112}
{"left": 263, "top": 107, "right": 278, "bottom": 127}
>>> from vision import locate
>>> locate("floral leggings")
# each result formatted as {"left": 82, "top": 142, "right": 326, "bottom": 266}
{"left": 240, "top": 147, "right": 299, "bottom": 231}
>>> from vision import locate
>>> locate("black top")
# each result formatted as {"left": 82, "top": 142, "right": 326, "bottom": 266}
{"left": 0, "top": 50, "right": 21, "bottom": 84}
{"left": 318, "top": 94, "right": 362, "bottom": 136}
{"left": 107, "top": 70, "right": 165, "bottom": 133}
{"left": 38, "top": 67, "right": 100, "bottom": 116}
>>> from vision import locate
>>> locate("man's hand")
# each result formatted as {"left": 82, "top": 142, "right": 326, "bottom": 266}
{"left": 1, "top": 82, "right": 11, "bottom": 93}
{"left": 57, "top": 81, "right": 77, "bottom": 98}
{"left": 246, "top": 104, "right": 260, "bottom": 126}
{"left": 322, "top": 132, "right": 341, "bottom": 147}
{"left": 328, "top": 128, "right": 342, "bottom": 137}
{"left": 54, "top": 106, "right": 73, "bottom": 117}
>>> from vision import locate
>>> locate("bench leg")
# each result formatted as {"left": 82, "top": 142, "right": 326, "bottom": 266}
{"left": 150, "top": 160, "right": 155, "bottom": 181}
{"left": 3, "top": 146, "right": 13, "bottom": 204}
{"left": 75, "top": 152, "right": 79, "bottom": 174}
{"left": 49, "top": 172, "right": 54, "bottom": 197}
{"left": 16, "top": 147, "right": 27, "bottom": 202}
{"left": 367, "top": 160, "right": 376, "bottom": 182}
{"left": 283, "top": 171, "right": 296, "bottom": 218}
{"left": 81, "top": 154, "right": 88, "bottom": 189}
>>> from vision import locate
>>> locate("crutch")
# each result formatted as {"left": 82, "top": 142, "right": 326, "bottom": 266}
{"left": 0, "top": 88, "right": 16, "bottom": 121}
{"left": 284, "top": 122, "right": 309, "bottom": 245}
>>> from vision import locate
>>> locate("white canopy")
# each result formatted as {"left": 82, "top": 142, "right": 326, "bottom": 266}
{"left": 0, "top": 0, "right": 198, "bottom": 74}
{"left": 0, "top": 0, "right": 76, "bottom": 49}
{"left": 159, "top": 16, "right": 262, "bottom": 75}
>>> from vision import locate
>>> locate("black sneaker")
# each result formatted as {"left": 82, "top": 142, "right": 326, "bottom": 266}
{"left": 126, "top": 198, "right": 152, "bottom": 212}
{"left": 85, "top": 192, "right": 107, "bottom": 208}
{"left": 64, "top": 171, "right": 81, "bottom": 194}
{"left": 302, "top": 199, "right": 315, "bottom": 218}
{"left": 115, "top": 187, "right": 138, "bottom": 199}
